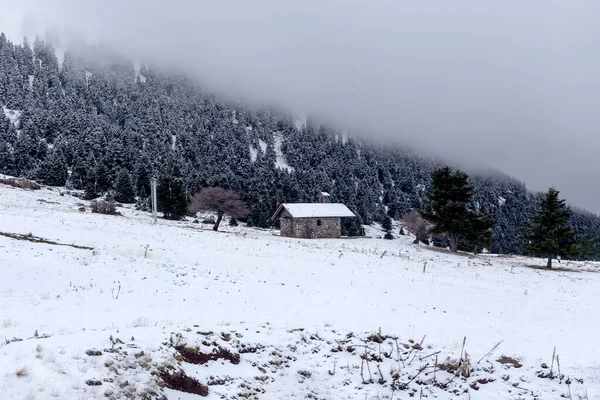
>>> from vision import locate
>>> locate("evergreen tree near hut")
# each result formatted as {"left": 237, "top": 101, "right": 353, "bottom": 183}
{"left": 157, "top": 176, "right": 188, "bottom": 220}
{"left": 523, "top": 187, "right": 580, "bottom": 268}
{"left": 420, "top": 166, "right": 494, "bottom": 252}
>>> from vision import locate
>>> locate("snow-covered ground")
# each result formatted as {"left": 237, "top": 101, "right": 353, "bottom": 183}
{"left": 0, "top": 182, "right": 598, "bottom": 399}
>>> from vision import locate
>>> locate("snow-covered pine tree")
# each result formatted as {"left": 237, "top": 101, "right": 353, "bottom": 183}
{"left": 114, "top": 168, "right": 135, "bottom": 203}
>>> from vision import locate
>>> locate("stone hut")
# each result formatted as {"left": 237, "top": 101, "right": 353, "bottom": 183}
{"left": 271, "top": 203, "right": 356, "bottom": 239}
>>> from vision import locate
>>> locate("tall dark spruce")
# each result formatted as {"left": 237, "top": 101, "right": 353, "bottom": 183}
{"left": 524, "top": 187, "right": 580, "bottom": 268}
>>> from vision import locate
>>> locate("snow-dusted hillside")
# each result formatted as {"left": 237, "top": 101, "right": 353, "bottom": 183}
{"left": 0, "top": 182, "right": 598, "bottom": 399}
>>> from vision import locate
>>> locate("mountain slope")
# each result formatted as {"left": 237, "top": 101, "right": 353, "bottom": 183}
{"left": 0, "top": 33, "right": 599, "bottom": 255}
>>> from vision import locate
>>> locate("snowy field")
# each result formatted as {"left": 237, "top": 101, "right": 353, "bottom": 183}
{"left": 0, "top": 181, "right": 599, "bottom": 399}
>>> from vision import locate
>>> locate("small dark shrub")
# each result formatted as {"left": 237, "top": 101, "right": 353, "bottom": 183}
{"left": 90, "top": 200, "right": 119, "bottom": 215}
{"left": 175, "top": 345, "right": 240, "bottom": 365}
{"left": 158, "top": 369, "right": 208, "bottom": 396}
{"left": 384, "top": 231, "right": 394, "bottom": 240}
{"left": 229, "top": 217, "right": 238, "bottom": 227}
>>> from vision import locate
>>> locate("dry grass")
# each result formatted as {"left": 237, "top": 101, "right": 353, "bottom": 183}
{"left": 425, "top": 246, "right": 477, "bottom": 258}
{"left": 497, "top": 355, "right": 523, "bottom": 368}
{"left": 525, "top": 264, "right": 582, "bottom": 273}
{"left": 15, "top": 366, "right": 29, "bottom": 377}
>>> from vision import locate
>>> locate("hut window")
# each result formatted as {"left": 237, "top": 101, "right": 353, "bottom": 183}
{"left": 317, "top": 219, "right": 322, "bottom": 226}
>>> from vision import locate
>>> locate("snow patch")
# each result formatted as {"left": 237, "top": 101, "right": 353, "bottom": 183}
{"left": 56, "top": 47, "right": 65, "bottom": 71}
{"left": 85, "top": 71, "right": 92, "bottom": 87}
{"left": 28, "top": 75, "right": 34, "bottom": 90}
{"left": 341, "top": 131, "right": 349, "bottom": 144}
{"left": 133, "top": 62, "right": 146, "bottom": 82}
{"left": 273, "top": 132, "right": 294, "bottom": 172}
{"left": 249, "top": 146, "right": 258, "bottom": 162}
{"left": 232, "top": 110, "right": 239, "bottom": 125}
{"left": 171, "top": 135, "right": 177, "bottom": 150}
{"left": 245, "top": 125, "right": 253, "bottom": 132}
{"left": 2, "top": 106, "right": 21, "bottom": 127}
{"left": 258, "top": 139, "right": 267, "bottom": 154}
{"left": 499, "top": 196, "right": 507, "bottom": 206}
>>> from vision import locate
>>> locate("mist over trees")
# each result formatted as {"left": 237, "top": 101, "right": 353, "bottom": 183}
{"left": 0, "top": 33, "right": 599, "bottom": 257}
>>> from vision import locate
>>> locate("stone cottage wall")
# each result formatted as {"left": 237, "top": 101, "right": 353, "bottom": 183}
{"left": 280, "top": 218, "right": 294, "bottom": 237}
{"left": 292, "top": 217, "right": 341, "bottom": 238}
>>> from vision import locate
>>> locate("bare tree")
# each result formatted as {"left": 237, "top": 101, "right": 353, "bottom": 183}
{"left": 189, "top": 187, "right": 250, "bottom": 231}
{"left": 401, "top": 211, "right": 430, "bottom": 244}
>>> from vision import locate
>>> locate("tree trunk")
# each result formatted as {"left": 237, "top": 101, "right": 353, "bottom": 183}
{"left": 449, "top": 234, "right": 459, "bottom": 252}
{"left": 213, "top": 211, "right": 223, "bottom": 231}
{"left": 546, "top": 255, "right": 552, "bottom": 269}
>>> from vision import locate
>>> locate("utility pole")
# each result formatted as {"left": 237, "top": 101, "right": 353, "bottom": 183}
{"left": 150, "top": 177, "right": 158, "bottom": 223}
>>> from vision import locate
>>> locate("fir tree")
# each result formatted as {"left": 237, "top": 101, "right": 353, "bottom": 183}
{"left": 459, "top": 213, "right": 495, "bottom": 254}
{"left": 134, "top": 158, "right": 152, "bottom": 198}
{"left": 381, "top": 215, "right": 392, "bottom": 232}
{"left": 36, "top": 148, "right": 68, "bottom": 186}
{"left": 579, "top": 236, "right": 600, "bottom": 261}
{"left": 420, "top": 166, "right": 494, "bottom": 252}
{"left": 157, "top": 176, "right": 188, "bottom": 220}
{"left": 524, "top": 187, "right": 580, "bottom": 268}
{"left": 114, "top": 169, "right": 135, "bottom": 203}
{"left": 0, "top": 140, "right": 15, "bottom": 175}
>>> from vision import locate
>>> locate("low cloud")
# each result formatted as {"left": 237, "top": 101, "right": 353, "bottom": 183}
{"left": 3, "top": 0, "right": 600, "bottom": 213}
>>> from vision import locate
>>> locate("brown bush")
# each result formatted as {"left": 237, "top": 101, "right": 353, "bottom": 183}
{"left": 189, "top": 187, "right": 249, "bottom": 231}
{"left": 401, "top": 211, "right": 431, "bottom": 244}
{"left": 175, "top": 345, "right": 240, "bottom": 365}
{"left": 158, "top": 369, "right": 208, "bottom": 396}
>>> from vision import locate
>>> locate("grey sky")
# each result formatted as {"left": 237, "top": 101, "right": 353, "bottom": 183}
{"left": 2, "top": 0, "right": 600, "bottom": 213}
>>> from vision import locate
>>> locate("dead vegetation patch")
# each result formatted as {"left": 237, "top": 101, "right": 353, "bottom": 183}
{"left": 158, "top": 368, "right": 208, "bottom": 396}
{"left": 175, "top": 345, "right": 240, "bottom": 365}
{"left": 497, "top": 355, "right": 522, "bottom": 368}
{"left": 85, "top": 349, "right": 103, "bottom": 356}
{"left": 524, "top": 264, "right": 583, "bottom": 273}
{"left": 0, "top": 177, "right": 40, "bottom": 190}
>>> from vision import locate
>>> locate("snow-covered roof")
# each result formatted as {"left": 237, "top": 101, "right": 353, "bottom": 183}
{"left": 272, "top": 203, "right": 355, "bottom": 219}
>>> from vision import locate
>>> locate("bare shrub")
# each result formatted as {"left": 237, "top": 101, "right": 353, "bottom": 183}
{"left": 497, "top": 355, "right": 522, "bottom": 368}
{"left": 90, "top": 200, "right": 119, "bottom": 215}
{"left": 175, "top": 345, "right": 240, "bottom": 365}
{"left": 401, "top": 211, "right": 431, "bottom": 244}
{"left": 158, "top": 368, "right": 208, "bottom": 396}
{"left": 189, "top": 187, "right": 249, "bottom": 231}
{"left": 15, "top": 366, "right": 29, "bottom": 377}
{"left": 85, "top": 349, "right": 103, "bottom": 356}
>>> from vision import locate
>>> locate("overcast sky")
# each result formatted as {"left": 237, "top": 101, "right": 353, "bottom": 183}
{"left": 1, "top": 0, "right": 599, "bottom": 213}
